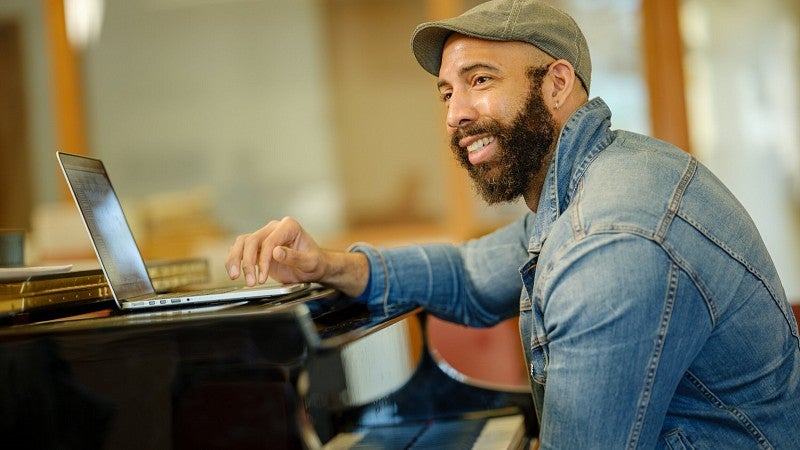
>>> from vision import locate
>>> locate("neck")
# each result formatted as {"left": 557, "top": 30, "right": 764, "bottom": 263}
{"left": 523, "top": 145, "right": 556, "bottom": 212}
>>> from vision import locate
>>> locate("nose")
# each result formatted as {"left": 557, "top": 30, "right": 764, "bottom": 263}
{"left": 446, "top": 91, "right": 477, "bottom": 132}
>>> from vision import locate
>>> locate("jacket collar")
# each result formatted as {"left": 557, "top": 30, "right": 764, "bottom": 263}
{"left": 528, "top": 97, "right": 615, "bottom": 251}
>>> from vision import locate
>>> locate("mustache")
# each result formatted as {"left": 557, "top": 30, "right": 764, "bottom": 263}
{"left": 449, "top": 120, "right": 505, "bottom": 150}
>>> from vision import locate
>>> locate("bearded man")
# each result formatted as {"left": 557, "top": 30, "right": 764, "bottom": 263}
{"left": 227, "top": 0, "right": 800, "bottom": 447}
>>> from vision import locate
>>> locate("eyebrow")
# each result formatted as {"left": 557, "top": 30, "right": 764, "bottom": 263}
{"left": 437, "top": 62, "right": 500, "bottom": 90}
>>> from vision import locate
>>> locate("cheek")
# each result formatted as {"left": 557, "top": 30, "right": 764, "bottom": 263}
{"left": 478, "top": 92, "right": 524, "bottom": 125}
{"left": 474, "top": 96, "right": 493, "bottom": 115}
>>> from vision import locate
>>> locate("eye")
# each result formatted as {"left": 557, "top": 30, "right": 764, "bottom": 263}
{"left": 474, "top": 76, "right": 491, "bottom": 86}
{"left": 440, "top": 92, "right": 452, "bottom": 103}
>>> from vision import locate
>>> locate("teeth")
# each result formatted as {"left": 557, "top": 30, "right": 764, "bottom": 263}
{"left": 467, "top": 136, "right": 494, "bottom": 152}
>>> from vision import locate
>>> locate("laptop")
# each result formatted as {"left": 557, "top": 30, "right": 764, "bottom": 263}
{"left": 57, "top": 151, "right": 308, "bottom": 310}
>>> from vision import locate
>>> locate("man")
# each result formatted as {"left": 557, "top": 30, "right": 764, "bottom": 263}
{"left": 226, "top": 0, "right": 800, "bottom": 447}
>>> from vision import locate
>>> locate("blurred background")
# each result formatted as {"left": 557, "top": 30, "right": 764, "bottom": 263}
{"left": 1, "top": 0, "right": 798, "bottom": 302}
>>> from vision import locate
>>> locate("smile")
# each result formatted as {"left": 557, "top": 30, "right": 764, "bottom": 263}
{"left": 467, "top": 136, "right": 495, "bottom": 152}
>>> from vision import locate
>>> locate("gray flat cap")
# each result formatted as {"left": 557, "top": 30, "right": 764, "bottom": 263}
{"left": 411, "top": 0, "right": 592, "bottom": 92}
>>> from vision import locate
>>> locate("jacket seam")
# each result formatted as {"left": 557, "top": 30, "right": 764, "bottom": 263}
{"left": 626, "top": 261, "right": 680, "bottom": 449}
{"left": 655, "top": 157, "right": 698, "bottom": 243}
{"left": 658, "top": 239, "right": 719, "bottom": 326}
{"left": 683, "top": 371, "right": 775, "bottom": 450}
{"left": 674, "top": 209, "right": 792, "bottom": 330}
{"left": 570, "top": 180, "right": 585, "bottom": 239}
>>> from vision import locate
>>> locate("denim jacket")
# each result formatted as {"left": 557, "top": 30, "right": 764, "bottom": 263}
{"left": 352, "top": 98, "right": 800, "bottom": 449}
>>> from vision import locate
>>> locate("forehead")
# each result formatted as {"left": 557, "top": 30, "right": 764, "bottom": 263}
{"left": 439, "top": 34, "right": 542, "bottom": 79}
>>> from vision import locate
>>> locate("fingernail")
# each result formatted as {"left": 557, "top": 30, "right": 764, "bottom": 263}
{"left": 246, "top": 273, "right": 255, "bottom": 286}
{"left": 228, "top": 265, "right": 239, "bottom": 278}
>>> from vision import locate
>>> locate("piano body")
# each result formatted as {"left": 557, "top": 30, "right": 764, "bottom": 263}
{"left": 0, "top": 287, "right": 536, "bottom": 449}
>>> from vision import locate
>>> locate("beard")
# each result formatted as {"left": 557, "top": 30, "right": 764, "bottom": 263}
{"left": 450, "top": 66, "right": 558, "bottom": 204}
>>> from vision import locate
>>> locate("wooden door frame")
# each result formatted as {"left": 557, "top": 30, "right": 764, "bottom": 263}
{"left": 0, "top": 19, "right": 32, "bottom": 229}
{"left": 43, "top": 0, "right": 89, "bottom": 201}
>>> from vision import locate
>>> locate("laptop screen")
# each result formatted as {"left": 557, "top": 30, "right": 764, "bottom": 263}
{"left": 58, "top": 152, "right": 155, "bottom": 300}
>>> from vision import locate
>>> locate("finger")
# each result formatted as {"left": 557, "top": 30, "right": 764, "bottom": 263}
{"left": 241, "top": 221, "right": 281, "bottom": 286}
{"left": 256, "top": 219, "right": 300, "bottom": 284}
{"left": 224, "top": 234, "right": 247, "bottom": 280}
{"left": 240, "top": 236, "right": 259, "bottom": 286}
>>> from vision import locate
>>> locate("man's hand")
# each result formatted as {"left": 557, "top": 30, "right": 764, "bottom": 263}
{"left": 225, "top": 216, "right": 369, "bottom": 298}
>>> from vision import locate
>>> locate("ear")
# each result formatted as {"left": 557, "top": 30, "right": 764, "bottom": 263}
{"left": 547, "top": 59, "right": 577, "bottom": 110}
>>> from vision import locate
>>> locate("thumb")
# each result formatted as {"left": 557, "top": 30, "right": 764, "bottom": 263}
{"left": 273, "top": 246, "right": 319, "bottom": 274}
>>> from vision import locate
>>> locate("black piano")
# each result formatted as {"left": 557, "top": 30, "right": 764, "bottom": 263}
{"left": 0, "top": 286, "right": 536, "bottom": 449}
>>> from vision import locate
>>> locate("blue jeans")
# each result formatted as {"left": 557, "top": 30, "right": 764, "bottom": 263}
{"left": 353, "top": 98, "right": 800, "bottom": 448}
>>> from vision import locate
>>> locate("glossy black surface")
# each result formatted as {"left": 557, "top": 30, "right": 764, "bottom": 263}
{"left": 0, "top": 289, "right": 534, "bottom": 449}
{"left": 1, "top": 304, "right": 315, "bottom": 449}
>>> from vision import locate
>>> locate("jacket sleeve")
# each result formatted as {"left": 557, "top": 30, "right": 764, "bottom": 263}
{"left": 350, "top": 212, "right": 535, "bottom": 327}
